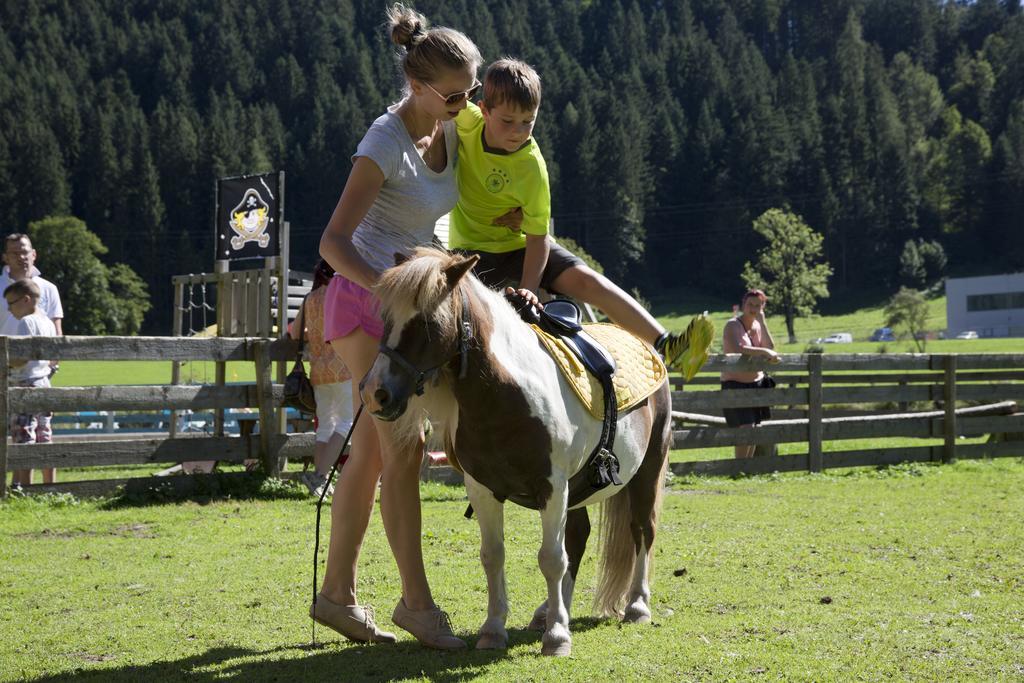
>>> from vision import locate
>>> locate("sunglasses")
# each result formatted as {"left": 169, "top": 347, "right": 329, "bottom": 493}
{"left": 423, "top": 79, "right": 481, "bottom": 106}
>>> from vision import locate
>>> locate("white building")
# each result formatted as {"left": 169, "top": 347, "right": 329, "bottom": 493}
{"left": 945, "top": 273, "right": 1024, "bottom": 338}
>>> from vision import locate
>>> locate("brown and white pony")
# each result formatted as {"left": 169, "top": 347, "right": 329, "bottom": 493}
{"left": 360, "top": 247, "right": 671, "bottom": 657}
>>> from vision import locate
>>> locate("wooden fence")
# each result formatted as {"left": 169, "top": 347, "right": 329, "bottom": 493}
{"left": 669, "top": 353, "right": 1024, "bottom": 476}
{"left": 2, "top": 336, "right": 1022, "bottom": 497}
{"left": 0, "top": 335, "right": 306, "bottom": 498}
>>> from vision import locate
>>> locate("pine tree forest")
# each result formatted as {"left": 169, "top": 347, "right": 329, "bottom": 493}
{"left": 2, "top": 0, "right": 1022, "bottom": 333}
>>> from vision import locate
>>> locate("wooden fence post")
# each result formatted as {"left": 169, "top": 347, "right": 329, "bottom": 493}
{"left": 214, "top": 261, "right": 229, "bottom": 437}
{"left": 0, "top": 337, "right": 8, "bottom": 497}
{"left": 169, "top": 279, "right": 184, "bottom": 439}
{"left": 943, "top": 354, "right": 957, "bottom": 463}
{"left": 253, "top": 340, "right": 280, "bottom": 476}
{"left": 807, "top": 353, "right": 823, "bottom": 473}
{"left": 276, "top": 222, "right": 290, "bottom": 437}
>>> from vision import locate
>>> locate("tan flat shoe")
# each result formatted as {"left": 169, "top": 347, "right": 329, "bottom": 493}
{"left": 309, "top": 594, "right": 397, "bottom": 643}
{"left": 391, "top": 598, "right": 466, "bottom": 650}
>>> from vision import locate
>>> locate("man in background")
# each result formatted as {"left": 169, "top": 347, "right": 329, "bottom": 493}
{"left": 1, "top": 233, "right": 64, "bottom": 486}
{"left": 1, "top": 234, "right": 63, "bottom": 334}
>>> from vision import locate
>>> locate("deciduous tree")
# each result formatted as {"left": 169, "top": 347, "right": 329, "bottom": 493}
{"left": 27, "top": 216, "right": 151, "bottom": 336}
{"left": 885, "top": 286, "right": 930, "bottom": 352}
{"left": 742, "top": 208, "right": 833, "bottom": 343}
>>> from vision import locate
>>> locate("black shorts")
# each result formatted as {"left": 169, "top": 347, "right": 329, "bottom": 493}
{"left": 721, "top": 379, "right": 773, "bottom": 427}
{"left": 456, "top": 240, "right": 585, "bottom": 294}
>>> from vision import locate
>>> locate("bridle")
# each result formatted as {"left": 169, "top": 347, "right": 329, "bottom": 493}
{"left": 376, "top": 286, "right": 474, "bottom": 396}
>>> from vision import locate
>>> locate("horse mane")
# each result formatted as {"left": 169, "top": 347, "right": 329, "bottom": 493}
{"left": 375, "top": 246, "right": 459, "bottom": 334}
{"left": 373, "top": 247, "right": 473, "bottom": 451}
{"left": 372, "top": 246, "right": 527, "bottom": 451}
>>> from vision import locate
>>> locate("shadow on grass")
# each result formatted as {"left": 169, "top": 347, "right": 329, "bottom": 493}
{"left": 97, "top": 473, "right": 472, "bottom": 510}
{"left": 97, "top": 471, "right": 308, "bottom": 510}
{"left": 29, "top": 620, "right": 608, "bottom": 682}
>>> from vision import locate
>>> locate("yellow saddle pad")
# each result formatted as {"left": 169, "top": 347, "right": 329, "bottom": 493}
{"left": 531, "top": 323, "right": 667, "bottom": 420}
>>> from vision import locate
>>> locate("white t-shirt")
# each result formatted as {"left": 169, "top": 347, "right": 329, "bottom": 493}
{"left": 0, "top": 266, "right": 64, "bottom": 325}
{"left": 2, "top": 310, "right": 57, "bottom": 382}
{"left": 349, "top": 104, "right": 460, "bottom": 274}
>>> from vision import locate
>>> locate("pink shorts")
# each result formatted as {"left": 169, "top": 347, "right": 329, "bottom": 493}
{"left": 324, "top": 274, "right": 385, "bottom": 342}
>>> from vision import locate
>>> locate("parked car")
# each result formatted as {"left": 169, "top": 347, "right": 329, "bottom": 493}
{"left": 955, "top": 330, "right": 979, "bottom": 340}
{"left": 822, "top": 332, "right": 853, "bottom": 343}
{"left": 870, "top": 327, "right": 895, "bottom": 342}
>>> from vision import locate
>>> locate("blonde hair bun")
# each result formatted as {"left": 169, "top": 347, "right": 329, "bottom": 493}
{"left": 387, "top": 3, "right": 428, "bottom": 49}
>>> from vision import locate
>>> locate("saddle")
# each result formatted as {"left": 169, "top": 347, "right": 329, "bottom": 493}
{"left": 532, "top": 322, "right": 667, "bottom": 418}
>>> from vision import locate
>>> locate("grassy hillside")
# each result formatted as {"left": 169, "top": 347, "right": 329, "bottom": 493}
{"left": 653, "top": 291, "right": 1021, "bottom": 354}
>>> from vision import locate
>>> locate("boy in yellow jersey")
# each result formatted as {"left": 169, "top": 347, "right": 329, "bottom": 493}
{"left": 450, "top": 58, "right": 710, "bottom": 376}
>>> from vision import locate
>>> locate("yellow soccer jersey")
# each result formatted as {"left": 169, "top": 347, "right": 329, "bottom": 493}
{"left": 450, "top": 103, "right": 551, "bottom": 253}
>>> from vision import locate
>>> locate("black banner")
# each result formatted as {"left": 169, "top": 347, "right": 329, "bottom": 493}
{"left": 216, "top": 172, "right": 282, "bottom": 260}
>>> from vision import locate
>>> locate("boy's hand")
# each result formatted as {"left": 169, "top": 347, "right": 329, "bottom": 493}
{"left": 504, "top": 287, "right": 543, "bottom": 309}
{"left": 504, "top": 286, "right": 543, "bottom": 325}
{"left": 493, "top": 207, "right": 524, "bottom": 233}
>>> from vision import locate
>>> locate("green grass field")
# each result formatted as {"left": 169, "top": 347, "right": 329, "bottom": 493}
{"left": 51, "top": 361, "right": 257, "bottom": 387}
{"left": 2, "top": 458, "right": 1022, "bottom": 681}
{"left": 5, "top": 291, "right": 1024, "bottom": 680}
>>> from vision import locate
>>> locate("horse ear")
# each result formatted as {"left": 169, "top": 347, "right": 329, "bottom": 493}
{"left": 443, "top": 253, "right": 480, "bottom": 288}
{"left": 394, "top": 252, "right": 410, "bottom": 266}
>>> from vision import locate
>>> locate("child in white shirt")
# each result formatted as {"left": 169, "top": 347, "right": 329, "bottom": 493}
{"left": 3, "top": 278, "right": 57, "bottom": 487}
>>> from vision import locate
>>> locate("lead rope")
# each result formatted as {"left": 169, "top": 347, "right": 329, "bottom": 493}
{"left": 311, "top": 402, "right": 364, "bottom": 646}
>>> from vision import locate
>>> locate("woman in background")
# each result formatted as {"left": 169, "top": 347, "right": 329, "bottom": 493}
{"left": 721, "top": 289, "right": 780, "bottom": 458}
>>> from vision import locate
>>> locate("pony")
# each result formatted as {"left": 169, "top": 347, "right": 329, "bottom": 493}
{"left": 360, "top": 247, "right": 672, "bottom": 657}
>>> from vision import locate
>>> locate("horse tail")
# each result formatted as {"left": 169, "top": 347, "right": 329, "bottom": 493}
{"left": 593, "top": 385, "right": 671, "bottom": 618}
{"left": 593, "top": 488, "right": 635, "bottom": 617}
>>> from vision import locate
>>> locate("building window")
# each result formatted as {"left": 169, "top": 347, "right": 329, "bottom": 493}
{"left": 967, "top": 291, "right": 1024, "bottom": 312}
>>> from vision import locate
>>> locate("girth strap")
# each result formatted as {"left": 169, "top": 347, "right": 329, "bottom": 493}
{"left": 518, "top": 296, "right": 625, "bottom": 507}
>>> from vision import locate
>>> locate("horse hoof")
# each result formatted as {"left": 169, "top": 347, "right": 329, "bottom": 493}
{"left": 623, "top": 603, "right": 652, "bottom": 624}
{"left": 541, "top": 639, "right": 572, "bottom": 657}
{"left": 475, "top": 632, "right": 508, "bottom": 650}
{"left": 541, "top": 627, "right": 571, "bottom": 657}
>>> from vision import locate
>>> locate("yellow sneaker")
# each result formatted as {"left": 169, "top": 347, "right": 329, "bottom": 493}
{"left": 657, "top": 313, "right": 715, "bottom": 381}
